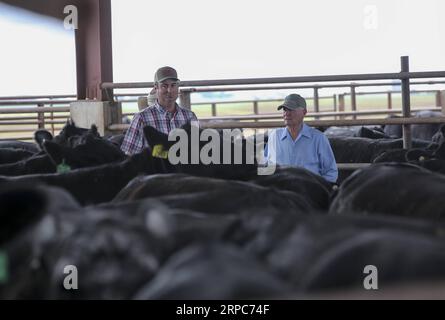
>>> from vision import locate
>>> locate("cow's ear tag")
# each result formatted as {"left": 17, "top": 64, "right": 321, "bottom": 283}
{"left": 0, "top": 251, "right": 9, "bottom": 284}
{"left": 152, "top": 144, "right": 168, "bottom": 159}
{"left": 57, "top": 159, "right": 71, "bottom": 173}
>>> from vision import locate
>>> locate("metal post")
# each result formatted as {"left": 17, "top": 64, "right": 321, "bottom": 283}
{"left": 333, "top": 94, "right": 337, "bottom": 112}
{"left": 49, "top": 98, "right": 55, "bottom": 135}
{"left": 37, "top": 103, "right": 45, "bottom": 130}
{"left": 440, "top": 90, "right": 445, "bottom": 115}
{"left": 313, "top": 87, "right": 320, "bottom": 119}
{"left": 253, "top": 100, "right": 259, "bottom": 123}
{"left": 75, "top": 0, "right": 113, "bottom": 101}
{"left": 436, "top": 90, "right": 442, "bottom": 107}
{"left": 387, "top": 92, "right": 392, "bottom": 110}
{"left": 350, "top": 85, "right": 357, "bottom": 120}
{"left": 179, "top": 90, "right": 192, "bottom": 109}
{"left": 253, "top": 100, "right": 259, "bottom": 115}
{"left": 211, "top": 103, "right": 217, "bottom": 117}
{"left": 339, "top": 94, "right": 345, "bottom": 119}
{"left": 401, "top": 56, "right": 412, "bottom": 149}
{"left": 333, "top": 94, "right": 337, "bottom": 120}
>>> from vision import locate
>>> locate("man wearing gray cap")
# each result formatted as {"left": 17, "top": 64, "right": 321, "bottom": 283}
{"left": 121, "top": 66, "right": 198, "bottom": 155}
{"left": 264, "top": 94, "right": 338, "bottom": 183}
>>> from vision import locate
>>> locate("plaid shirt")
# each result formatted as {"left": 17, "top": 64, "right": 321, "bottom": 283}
{"left": 121, "top": 101, "right": 198, "bottom": 155}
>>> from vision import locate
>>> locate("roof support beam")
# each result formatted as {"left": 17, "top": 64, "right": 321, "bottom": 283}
{"left": 75, "top": 0, "right": 113, "bottom": 101}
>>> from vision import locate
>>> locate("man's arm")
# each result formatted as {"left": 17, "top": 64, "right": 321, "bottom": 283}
{"left": 190, "top": 111, "right": 198, "bottom": 122}
{"left": 120, "top": 113, "right": 145, "bottom": 156}
{"left": 318, "top": 134, "right": 338, "bottom": 183}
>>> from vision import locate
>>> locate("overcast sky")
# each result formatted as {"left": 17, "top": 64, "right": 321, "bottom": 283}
{"left": 0, "top": 0, "right": 444, "bottom": 98}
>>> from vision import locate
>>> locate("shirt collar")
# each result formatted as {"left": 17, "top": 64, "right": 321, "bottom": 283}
{"left": 280, "top": 123, "right": 312, "bottom": 141}
{"left": 155, "top": 100, "right": 179, "bottom": 115}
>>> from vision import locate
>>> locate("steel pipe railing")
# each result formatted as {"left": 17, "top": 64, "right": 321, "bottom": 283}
{"left": 0, "top": 107, "right": 70, "bottom": 114}
{"left": 108, "top": 116, "right": 445, "bottom": 131}
{"left": 121, "top": 107, "right": 441, "bottom": 122}
{"left": 102, "top": 71, "right": 445, "bottom": 89}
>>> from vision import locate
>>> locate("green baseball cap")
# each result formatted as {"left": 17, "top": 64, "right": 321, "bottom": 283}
{"left": 277, "top": 94, "right": 307, "bottom": 110}
{"left": 154, "top": 66, "right": 180, "bottom": 83}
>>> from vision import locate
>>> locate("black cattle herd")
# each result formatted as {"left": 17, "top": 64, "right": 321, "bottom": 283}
{"left": 1, "top": 111, "right": 445, "bottom": 299}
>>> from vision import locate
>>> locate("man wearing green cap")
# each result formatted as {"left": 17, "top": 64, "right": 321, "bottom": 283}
{"left": 264, "top": 93, "right": 338, "bottom": 183}
{"left": 121, "top": 66, "right": 198, "bottom": 155}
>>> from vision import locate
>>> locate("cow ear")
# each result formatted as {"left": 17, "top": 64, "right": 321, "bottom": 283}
{"left": 34, "top": 130, "right": 53, "bottom": 150}
{"left": 0, "top": 183, "right": 48, "bottom": 246}
{"left": 433, "top": 142, "right": 445, "bottom": 160}
{"left": 90, "top": 124, "right": 99, "bottom": 137}
{"left": 181, "top": 122, "right": 192, "bottom": 132}
{"left": 142, "top": 125, "right": 170, "bottom": 149}
{"left": 42, "top": 140, "right": 65, "bottom": 165}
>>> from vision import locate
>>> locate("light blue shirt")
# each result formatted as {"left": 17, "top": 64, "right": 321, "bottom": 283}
{"left": 265, "top": 124, "right": 338, "bottom": 183}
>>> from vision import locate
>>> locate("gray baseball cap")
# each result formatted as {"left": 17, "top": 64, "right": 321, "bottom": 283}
{"left": 154, "top": 66, "right": 179, "bottom": 83}
{"left": 277, "top": 94, "right": 307, "bottom": 110}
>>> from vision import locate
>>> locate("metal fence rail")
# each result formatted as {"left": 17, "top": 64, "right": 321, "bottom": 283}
{"left": 2, "top": 56, "right": 445, "bottom": 143}
{"left": 108, "top": 116, "right": 445, "bottom": 132}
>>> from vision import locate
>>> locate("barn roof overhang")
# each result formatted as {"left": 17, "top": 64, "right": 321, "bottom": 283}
{"left": 1, "top": 0, "right": 113, "bottom": 101}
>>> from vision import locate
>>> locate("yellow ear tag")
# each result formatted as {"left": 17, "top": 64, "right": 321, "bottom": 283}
{"left": 152, "top": 144, "right": 168, "bottom": 159}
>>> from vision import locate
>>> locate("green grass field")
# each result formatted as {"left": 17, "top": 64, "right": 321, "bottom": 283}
{"left": 0, "top": 92, "right": 440, "bottom": 141}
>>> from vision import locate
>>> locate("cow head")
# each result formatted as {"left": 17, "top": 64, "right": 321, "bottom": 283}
{"left": 42, "top": 130, "right": 126, "bottom": 170}
{"left": 142, "top": 123, "right": 258, "bottom": 180}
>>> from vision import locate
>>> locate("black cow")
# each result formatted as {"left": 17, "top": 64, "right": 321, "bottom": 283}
{"left": 356, "top": 126, "right": 390, "bottom": 139}
{"left": 0, "top": 148, "right": 169, "bottom": 205}
{"left": 0, "top": 140, "right": 39, "bottom": 153}
{"left": 373, "top": 140, "right": 445, "bottom": 175}
{"left": 0, "top": 183, "right": 80, "bottom": 299}
{"left": 0, "top": 148, "right": 34, "bottom": 165}
{"left": 0, "top": 182, "right": 80, "bottom": 246}
{"left": 383, "top": 111, "right": 442, "bottom": 141}
{"left": 329, "top": 163, "right": 445, "bottom": 220}
{"left": 329, "top": 137, "right": 433, "bottom": 164}
{"left": 107, "top": 134, "right": 125, "bottom": 148}
{"left": 134, "top": 243, "right": 292, "bottom": 299}
{"left": 0, "top": 124, "right": 125, "bottom": 176}
{"left": 34, "top": 119, "right": 96, "bottom": 150}
{"left": 1, "top": 185, "right": 238, "bottom": 299}
{"left": 142, "top": 123, "right": 259, "bottom": 181}
{"left": 42, "top": 132, "right": 125, "bottom": 169}
{"left": 224, "top": 207, "right": 445, "bottom": 293}
{"left": 324, "top": 126, "right": 390, "bottom": 139}
{"left": 299, "top": 226, "right": 445, "bottom": 292}
{"left": 251, "top": 166, "right": 333, "bottom": 211}
{"left": 432, "top": 124, "right": 445, "bottom": 145}
{"left": 45, "top": 204, "right": 175, "bottom": 299}
{"left": 113, "top": 173, "right": 314, "bottom": 215}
